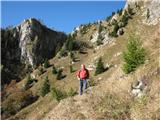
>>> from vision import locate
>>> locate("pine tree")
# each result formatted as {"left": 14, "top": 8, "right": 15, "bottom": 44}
{"left": 70, "top": 52, "right": 75, "bottom": 62}
{"left": 95, "top": 57, "right": 105, "bottom": 75}
{"left": 38, "top": 66, "right": 44, "bottom": 75}
{"left": 122, "top": 36, "right": 145, "bottom": 74}
{"left": 41, "top": 76, "right": 50, "bottom": 97}
{"left": 52, "top": 65, "right": 57, "bottom": 74}
{"left": 117, "top": 9, "right": 120, "bottom": 14}
{"left": 70, "top": 65, "right": 74, "bottom": 73}
{"left": 56, "top": 69, "right": 63, "bottom": 80}
{"left": 65, "top": 34, "right": 74, "bottom": 51}
{"left": 90, "top": 35, "right": 93, "bottom": 40}
{"left": 44, "top": 59, "right": 50, "bottom": 68}
{"left": 55, "top": 43, "right": 62, "bottom": 54}
{"left": 96, "top": 34, "right": 103, "bottom": 46}
{"left": 68, "top": 40, "right": 74, "bottom": 51}
{"left": 146, "top": 9, "right": 150, "bottom": 19}
{"left": 59, "top": 46, "right": 68, "bottom": 57}
{"left": 106, "top": 15, "right": 112, "bottom": 21}
{"left": 109, "top": 21, "right": 119, "bottom": 37}
{"left": 121, "top": 10, "right": 129, "bottom": 26}
{"left": 98, "top": 24, "right": 103, "bottom": 33}
{"left": 112, "top": 12, "right": 115, "bottom": 16}
{"left": 118, "top": 8, "right": 123, "bottom": 16}
{"left": 24, "top": 74, "right": 33, "bottom": 90}
{"left": 127, "top": 5, "right": 134, "bottom": 15}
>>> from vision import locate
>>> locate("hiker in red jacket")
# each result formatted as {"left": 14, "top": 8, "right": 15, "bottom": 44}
{"left": 76, "top": 64, "right": 89, "bottom": 95}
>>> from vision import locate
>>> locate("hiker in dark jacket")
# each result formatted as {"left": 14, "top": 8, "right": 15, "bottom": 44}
{"left": 76, "top": 64, "right": 89, "bottom": 95}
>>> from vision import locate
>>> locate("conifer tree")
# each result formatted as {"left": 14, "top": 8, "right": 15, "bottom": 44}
{"left": 70, "top": 65, "right": 74, "bottom": 73}
{"left": 146, "top": 9, "right": 150, "bottom": 19}
{"left": 44, "top": 59, "right": 50, "bottom": 68}
{"left": 52, "top": 65, "right": 57, "bottom": 74}
{"left": 123, "top": 37, "right": 145, "bottom": 74}
{"left": 56, "top": 69, "right": 63, "bottom": 80}
{"left": 41, "top": 76, "right": 50, "bottom": 97}
{"left": 95, "top": 57, "right": 105, "bottom": 75}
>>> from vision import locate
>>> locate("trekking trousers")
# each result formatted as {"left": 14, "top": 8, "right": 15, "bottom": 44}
{"left": 79, "top": 79, "right": 87, "bottom": 95}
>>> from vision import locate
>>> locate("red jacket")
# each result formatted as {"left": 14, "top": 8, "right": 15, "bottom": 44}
{"left": 76, "top": 65, "right": 89, "bottom": 79}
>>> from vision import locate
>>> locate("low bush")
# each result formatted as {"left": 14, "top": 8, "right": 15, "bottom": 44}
{"left": 109, "top": 31, "right": 118, "bottom": 37}
{"left": 96, "top": 93, "right": 131, "bottom": 120}
{"left": 38, "top": 66, "right": 45, "bottom": 75}
{"left": 67, "top": 88, "right": 77, "bottom": 97}
{"left": 51, "top": 87, "right": 67, "bottom": 102}
{"left": 56, "top": 69, "right": 66, "bottom": 80}
{"left": 88, "top": 79, "right": 96, "bottom": 86}
{"left": 24, "top": 75, "right": 37, "bottom": 90}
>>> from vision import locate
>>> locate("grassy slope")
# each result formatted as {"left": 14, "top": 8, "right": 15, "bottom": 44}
{"left": 7, "top": 11, "right": 160, "bottom": 120}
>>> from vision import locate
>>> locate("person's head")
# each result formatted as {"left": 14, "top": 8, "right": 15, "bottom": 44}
{"left": 81, "top": 64, "right": 85, "bottom": 70}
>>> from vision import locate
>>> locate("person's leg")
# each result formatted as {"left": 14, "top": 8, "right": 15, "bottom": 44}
{"left": 83, "top": 79, "right": 87, "bottom": 92}
{"left": 79, "top": 80, "right": 83, "bottom": 95}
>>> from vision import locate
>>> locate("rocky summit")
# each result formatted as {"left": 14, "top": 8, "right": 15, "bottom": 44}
{"left": 1, "top": 18, "right": 67, "bottom": 85}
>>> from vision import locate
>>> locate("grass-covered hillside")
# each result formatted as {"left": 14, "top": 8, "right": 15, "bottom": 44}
{"left": 1, "top": 1, "right": 160, "bottom": 120}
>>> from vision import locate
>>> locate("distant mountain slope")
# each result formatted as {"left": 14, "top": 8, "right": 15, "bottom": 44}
{"left": 1, "top": 18, "right": 67, "bottom": 85}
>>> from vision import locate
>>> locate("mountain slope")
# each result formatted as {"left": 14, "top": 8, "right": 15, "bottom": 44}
{"left": 42, "top": 10, "right": 160, "bottom": 120}
{"left": 2, "top": 0, "right": 160, "bottom": 120}
{"left": 1, "top": 18, "right": 67, "bottom": 85}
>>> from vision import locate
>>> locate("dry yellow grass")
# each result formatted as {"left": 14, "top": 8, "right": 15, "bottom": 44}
{"left": 7, "top": 9, "right": 160, "bottom": 120}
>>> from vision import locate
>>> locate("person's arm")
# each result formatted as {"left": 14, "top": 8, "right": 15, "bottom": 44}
{"left": 77, "top": 76, "right": 80, "bottom": 80}
{"left": 76, "top": 70, "right": 80, "bottom": 80}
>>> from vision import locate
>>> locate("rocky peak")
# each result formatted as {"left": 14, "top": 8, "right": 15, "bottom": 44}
{"left": 16, "top": 18, "right": 67, "bottom": 67}
{"left": 1, "top": 18, "right": 67, "bottom": 84}
{"left": 17, "top": 18, "right": 43, "bottom": 66}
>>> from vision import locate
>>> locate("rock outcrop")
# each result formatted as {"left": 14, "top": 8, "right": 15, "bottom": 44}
{"left": 17, "top": 18, "right": 67, "bottom": 66}
{"left": 125, "top": 0, "right": 160, "bottom": 25}
{"left": 1, "top": 18, "right": 67, "bottom": 85}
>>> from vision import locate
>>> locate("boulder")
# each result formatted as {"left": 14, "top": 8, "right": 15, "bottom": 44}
{"left": 131, "top": 77, "right": 148, "bottom": 97}
{"left": 117, "top": 28, "right": 124, "bottom": 36}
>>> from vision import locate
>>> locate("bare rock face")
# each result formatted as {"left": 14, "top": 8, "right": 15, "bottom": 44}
{"left": 18, "top": 18, "right": 67, "bottom": 67}
{"left": 125, "top": 0, "right": 160, "bottom": 25}
{"left": 1, "top": 18, "right": 67, "bottom": 85}
{"left": 142, "top": 0, "right": 160, "bottom": 25}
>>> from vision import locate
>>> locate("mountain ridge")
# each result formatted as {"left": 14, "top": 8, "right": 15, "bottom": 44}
{"left": 1, "top": 18, "right": 67, "bottom": 85}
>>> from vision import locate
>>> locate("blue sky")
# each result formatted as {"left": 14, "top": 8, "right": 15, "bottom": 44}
{"left": 1, "top": 1, "right": 126, "bottom": 33}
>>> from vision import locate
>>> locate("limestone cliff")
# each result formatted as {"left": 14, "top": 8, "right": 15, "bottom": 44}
{"left": 125, "top": 0, "right": 160, "bottom": 25}
{"left": 1, "top": 18, "right": 67, "bottom": 85}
